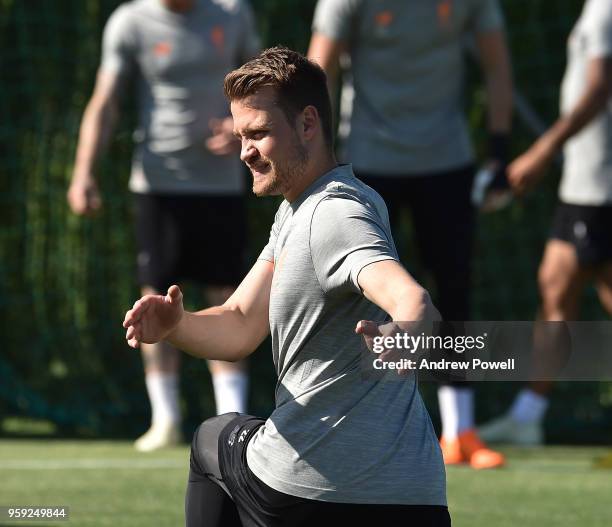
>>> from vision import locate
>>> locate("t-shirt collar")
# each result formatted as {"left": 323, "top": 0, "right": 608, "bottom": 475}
{"left": 289, "top": 164, "right": 354, "bottom": 212}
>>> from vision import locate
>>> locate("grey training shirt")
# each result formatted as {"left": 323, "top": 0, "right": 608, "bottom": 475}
{"left": 101, "top": 0, "right": 260, "bottom": 194}
{"left": 312, "top": 0, "right": 504, "bottom": 175}
{"left": 246, "top": 165, "right": 446, "bottom": 505}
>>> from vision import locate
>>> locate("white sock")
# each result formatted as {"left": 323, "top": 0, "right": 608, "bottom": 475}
{"left": 510, "top": 389, "right": 548, "bottom": 423}
{"left": 438, "top": 386, "right": 474, "bottom": 439}
{"left": 145, "top": 372, "right": 180, "bottom": 426}
{"left": 212, "top": 370, "right": 248, "bottom": 415}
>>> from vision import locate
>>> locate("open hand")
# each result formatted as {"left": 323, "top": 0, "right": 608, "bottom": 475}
{"left": 123, "top": 285, "right": 184, "bottom": 348}
{"left": 356, "top": 320, "right": 413, "bottom": 376}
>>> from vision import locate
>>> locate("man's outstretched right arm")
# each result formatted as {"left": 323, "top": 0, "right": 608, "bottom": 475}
{"left": 123, "top": 260, "right": 273, "bottom": 362}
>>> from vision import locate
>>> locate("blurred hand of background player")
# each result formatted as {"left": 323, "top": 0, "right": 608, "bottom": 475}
{"left": 472, "top": 133, "right": 513, "bottom": 212}
{"left": 67, "top": 174, "right": 102, "bottom": 216}
{"left": 479, "top": 159, "right": 513, "bottom": 212}
{"left": 123, "top": 285, "right": 185, "bottom": 349}
{"left": 206, "top": 116, "right": 240, "bottom": 155}
{"left": 507, "top": 135, "right": 556, "bottom": 195}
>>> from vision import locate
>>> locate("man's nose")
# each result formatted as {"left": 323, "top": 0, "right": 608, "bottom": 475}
{"left": 240, "top": 140, "right": 257, "bottom": 163}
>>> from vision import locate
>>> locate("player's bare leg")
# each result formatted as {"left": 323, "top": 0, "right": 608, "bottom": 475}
{"left": 531, "top": 240, "right": 591, "bottom": 391}
{"left": 479, "top": 240, "right": 591, "bottom": 445}
{"left": 594, "top": 262, "right": 612, "bottom": 316}
{"left": 206, "top": 286, "right": 249, "bottom": 415}
{"left": 135, "top": 285, "right": 183, "bottom": 452}
{"left": 538, "top": 240, "right": 589, "bottom": 321}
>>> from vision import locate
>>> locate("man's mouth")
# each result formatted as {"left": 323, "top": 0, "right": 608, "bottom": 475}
{"left": 249, "top": 162, "right": 270, "bottom": 176}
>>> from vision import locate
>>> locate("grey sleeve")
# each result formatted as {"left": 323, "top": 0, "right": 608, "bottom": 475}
{"left": 258, "top": 225, "right": 277, "bottom": 263}
{"left": 236, "top": 0, "right": 261, "bottom": 64}
{"left": 311, "top": 0, "right": 361, "bottom": 41}
{"left": 258, "top": 204, "right": 283, "bottom": 263}
{"left": 100, "top": 5, "right": 136, "bottom": 76}
{"left": 584, "top": 0, "right": 612, "bottom": 59}
{"left": 470, "top": 0, "right": 505, "bottom": 33}
{"left": 309, "top": 196, "right": 397, "bottom": 294}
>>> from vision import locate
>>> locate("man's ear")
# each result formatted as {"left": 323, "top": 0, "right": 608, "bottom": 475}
{"left": 299, "top": 105, "right": 319, "bottom": 141}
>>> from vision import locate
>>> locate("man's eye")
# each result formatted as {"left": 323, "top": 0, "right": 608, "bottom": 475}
{"left": 252, "top": 131, "right": 266, "bottom": 140}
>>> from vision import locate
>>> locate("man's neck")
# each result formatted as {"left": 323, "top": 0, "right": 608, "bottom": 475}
{"left": 284, "top": 154, "right": 338, "bottom": 203}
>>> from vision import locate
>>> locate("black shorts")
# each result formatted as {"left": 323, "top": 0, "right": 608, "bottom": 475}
{"left": 357, "top": 166, "right": 475, "bottom": 321}
{"left": 188, "top": 413, "right": 451, "bottom": 527}
{"left": 550, "top": 201, "right": 612, "bottom": 266}
{"left": 134, "top": 193, "right": 247, "bottom": 292}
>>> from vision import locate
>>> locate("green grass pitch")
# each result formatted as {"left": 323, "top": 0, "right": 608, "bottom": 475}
{"left": 0, "top": 441, "right": 611, "bottom": 526}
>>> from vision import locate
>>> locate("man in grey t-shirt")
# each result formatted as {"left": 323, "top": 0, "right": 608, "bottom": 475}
{"left": 123, "top": 48, "right": 450, "bottom": 526}
{"left": 68, "top": 0, "right": 260, "bottom": 451}
{"left": 308, "top": 0, "right": 512, "bottom": 469}
{"left": 480, "top": 0, "right": 612, "bottom": 447}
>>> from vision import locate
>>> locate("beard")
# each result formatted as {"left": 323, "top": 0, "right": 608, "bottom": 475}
{"left": 251, "top": 138, "right": 309, "bottom": 197}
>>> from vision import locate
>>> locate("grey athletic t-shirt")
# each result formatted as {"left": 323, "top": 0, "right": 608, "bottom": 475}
{"left": 312, "top": 0, "right": 504, "bottom": 175}
{"left": 101, "top": 0, "right": 260, "bottom": 194}
{"left": 559, "top": 0, "right": 612, "bottom": 205}
{"left": 246, "top": 165, "right": 446, "bottom": 505}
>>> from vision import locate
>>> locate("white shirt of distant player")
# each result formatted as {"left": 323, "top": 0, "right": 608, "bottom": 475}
{"left": 559, "top": 0, "right": 612, "bottom": 206}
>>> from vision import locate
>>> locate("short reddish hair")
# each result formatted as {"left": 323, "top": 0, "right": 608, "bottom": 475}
{"left": 224, "top": 46, "right": 334, "bottom": 149}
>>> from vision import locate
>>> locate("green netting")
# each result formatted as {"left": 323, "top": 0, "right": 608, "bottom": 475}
{"left": 1, "top": 0, "right": 610, "bottom": 442}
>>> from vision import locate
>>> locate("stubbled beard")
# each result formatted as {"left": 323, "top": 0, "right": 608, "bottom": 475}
{"left": 254, "top": 139, "right": 308, "bottom": 197}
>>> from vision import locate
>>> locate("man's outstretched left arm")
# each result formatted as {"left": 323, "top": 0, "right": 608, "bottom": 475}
{"left": 356, "top": 260, "right": 441, "bottom": 328}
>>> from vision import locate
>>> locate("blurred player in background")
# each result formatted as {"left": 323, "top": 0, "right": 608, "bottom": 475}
{"left": 67, "top": 0, "right": 260, "bottom": 451}
{"left": 308, "top": 0, "right": 512, "bottom": 469}
{"left": 479, "top": 0, "right": 612, "bottom": 447}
